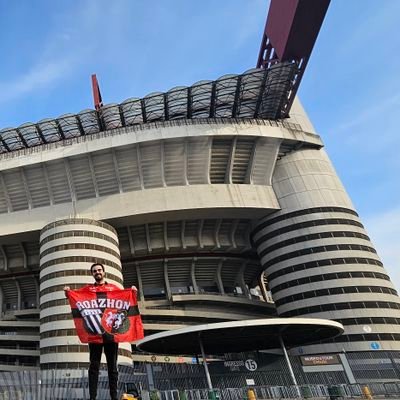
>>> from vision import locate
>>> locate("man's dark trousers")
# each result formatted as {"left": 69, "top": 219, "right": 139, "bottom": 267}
{"left": 89, "top": 342, "right": 119, "bottom": 400}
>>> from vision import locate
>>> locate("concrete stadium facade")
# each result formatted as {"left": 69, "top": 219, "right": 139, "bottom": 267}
{"left": 0, "top": 67, "right": 399, "bottom": 382}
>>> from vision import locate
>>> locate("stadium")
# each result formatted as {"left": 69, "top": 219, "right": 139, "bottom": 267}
{"left": 0, "top": 0, "right": 400, "bottom": 394}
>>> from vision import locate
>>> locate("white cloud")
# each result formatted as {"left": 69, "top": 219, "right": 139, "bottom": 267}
{"left": 364, "top": 207, "right": 400, "bottom": 291}
{"left": 0, "top": 1, "right": 108, "bottom": 105}
{"left": 335, "top": 92, "right": 400, "bottom": 135}
{"left": 0, "top": 59, "right": 73, "bottom": 104}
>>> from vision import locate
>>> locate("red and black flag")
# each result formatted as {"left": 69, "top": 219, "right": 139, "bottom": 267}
{"left": 67, "top": 288, "right": 144, "bottom": 343}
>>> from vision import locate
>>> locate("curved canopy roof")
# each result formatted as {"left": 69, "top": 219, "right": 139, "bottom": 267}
{"left": 136, "top": 318, "right": 344, "bottom": 355}
{"left": 0, "top": 63, "right": 295, "bottom": 154}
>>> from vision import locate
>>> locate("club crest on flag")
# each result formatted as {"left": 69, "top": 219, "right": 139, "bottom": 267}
{"left": 102, "top": 309, "right": 130, "bottom": 334}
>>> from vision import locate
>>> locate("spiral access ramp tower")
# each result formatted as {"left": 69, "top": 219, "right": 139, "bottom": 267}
{"left": 39, "top": 218, "right": 132, "bottom": 369}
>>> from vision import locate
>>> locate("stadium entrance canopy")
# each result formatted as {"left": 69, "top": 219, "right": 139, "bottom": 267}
{"left": 136, "top": 318, "right": 344, "bottom": 394}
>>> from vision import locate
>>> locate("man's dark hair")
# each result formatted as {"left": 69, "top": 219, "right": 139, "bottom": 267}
{"left": 90, "top": 263, "right": 105, "bottom": 273}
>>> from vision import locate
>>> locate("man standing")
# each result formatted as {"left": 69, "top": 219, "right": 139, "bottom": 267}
{"left": 64, "top": 263, "right": 138, "bottom": 400}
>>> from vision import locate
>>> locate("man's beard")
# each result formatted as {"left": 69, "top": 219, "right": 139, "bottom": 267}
{"left": 94, "top": 274, "right": 103, "bottom": 282}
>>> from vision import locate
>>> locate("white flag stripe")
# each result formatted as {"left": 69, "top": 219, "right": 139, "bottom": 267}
{"left": 89, "top": 314, "right": 103, "bottom": 334}
{"left": 84, "top": 314, "right": 103, "bottom": 334}
{"left": 83, "top": 315, "right": 97, "bottom": 334}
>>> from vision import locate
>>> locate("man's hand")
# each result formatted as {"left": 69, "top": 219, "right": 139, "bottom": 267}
{"left": 131, "top": 285, "right": 138, "bottom": 292}
{"left": 64, "top": 286, "right": 70, "bottom": 298}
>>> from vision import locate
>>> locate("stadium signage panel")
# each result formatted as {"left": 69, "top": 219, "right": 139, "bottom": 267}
{"left": 300, "top": 354, "right": 340, "bottom": 366}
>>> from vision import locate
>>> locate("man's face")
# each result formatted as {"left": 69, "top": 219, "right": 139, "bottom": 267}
{"left": 91, "top": 265, "right": 105, "bottom": 282}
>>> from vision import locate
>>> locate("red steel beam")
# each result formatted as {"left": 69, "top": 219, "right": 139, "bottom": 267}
{"left": 91, "top": 74, "right": 103, "bottom": 111}
{"left": 257, "top": 0, "right": 330, "bottom": 116}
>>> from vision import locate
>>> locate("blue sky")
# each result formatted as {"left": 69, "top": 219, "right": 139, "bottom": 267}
{"left": 0, "top": 1, "right": 398, "bottom": 288}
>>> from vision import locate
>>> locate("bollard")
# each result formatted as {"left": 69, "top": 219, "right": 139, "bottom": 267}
{"left": 121, "top": 393, "right": 136, "bottom": 400}
{"left": 247, "top": 388, "right": 256, "bottom": 400}
{"left": 121, "top": 394, "right": 136, "bottom": 400}
{"left": 362, "top": 386, "right": 373, "bottom": 400}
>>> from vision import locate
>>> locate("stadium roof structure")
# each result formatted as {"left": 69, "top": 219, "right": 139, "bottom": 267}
{"left": 0, "top": 63, "right": 295, "bottom": 154}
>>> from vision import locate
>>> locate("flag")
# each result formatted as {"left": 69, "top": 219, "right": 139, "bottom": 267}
{"left": 67, "top": 288, "right": 144, "bottom": 343}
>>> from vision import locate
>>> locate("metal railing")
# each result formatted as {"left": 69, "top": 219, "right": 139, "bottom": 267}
{"left": 0, "top": 116, "right": 304, "bottom": 161}
{"left": 0, "top": 367, "right": 146, "bottom": 400}
{"left": 0, "top": 369, "right": 400, "bottom": 400}
{"left": 152, "top": 383, "right": 400, "bottom": 400}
